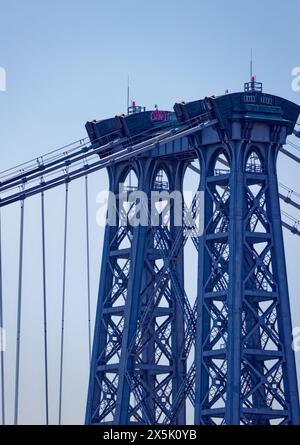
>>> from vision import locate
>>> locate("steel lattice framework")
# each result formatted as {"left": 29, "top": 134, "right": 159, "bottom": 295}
{"left": 85, "top": 154, "right": 198, "bottom": 424}
{"left": 193, "top": 139, "right": 300, "bottom": 424}
{"left": 85, "top": 84, "right": 300, "bottom": 425}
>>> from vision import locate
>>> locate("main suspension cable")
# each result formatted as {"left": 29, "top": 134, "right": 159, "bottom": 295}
{"left": 58, "top": 182, "right": 69, "bottom": 425}
{"left": 286, "top": 140, "right": 300, "bottom": 153}
{"left": 0, "top": 137, "right": 90, "bottom": 180}
{"left": 14, "top": 198, "right": 25, "bottom": 425}
{"left": 281, "top": 210, "right": 300, "bottom": 236}
{"left": 41, "top": 191, "right": 49, "bottom": 424}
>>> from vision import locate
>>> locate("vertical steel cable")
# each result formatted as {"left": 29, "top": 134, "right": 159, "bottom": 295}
{"left": 14, "top": 199, "right": 25, "bottom": 425}
{"left": 58, "top": 182, "right": 69, "bottom": 425}
{"left": 41, "top": 191, "right": 49, "bottom": 424}
{"left": 85, "top": 176, "right": 92, "bottom": 363}
{"left": 0, "top": 211, "right": 5, "bottom": 425}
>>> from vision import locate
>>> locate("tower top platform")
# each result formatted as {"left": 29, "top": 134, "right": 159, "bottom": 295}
{"left": 175, "top": 91, "right": 300, "bottom": 136}
{"left": 86, "top": 91, "right": 300, "bottom": 158}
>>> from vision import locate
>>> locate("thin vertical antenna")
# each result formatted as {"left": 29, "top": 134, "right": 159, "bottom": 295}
{"left": 250, "top": 48, "right": 253, "bottom": 80}
{"left": 127, "top": 76, "right": 132, "bottom": 187}
{"left": 127, "top": 76, "right": 130, "bottom": 115}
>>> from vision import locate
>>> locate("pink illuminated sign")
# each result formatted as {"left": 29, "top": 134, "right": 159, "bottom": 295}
{"left": 150, "top": 110, "right": 168, "bottom": 121}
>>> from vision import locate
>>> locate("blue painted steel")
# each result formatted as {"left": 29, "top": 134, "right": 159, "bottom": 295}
{"left": 85, "top": 155, "right": 193, "bottom": 424}
{"left": 86, "top": 93, "right": 300, "bottom": 425}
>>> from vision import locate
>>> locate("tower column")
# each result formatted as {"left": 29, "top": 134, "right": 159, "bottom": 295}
{"left": 266, "top": 144, "right": 300, "bottom": 424}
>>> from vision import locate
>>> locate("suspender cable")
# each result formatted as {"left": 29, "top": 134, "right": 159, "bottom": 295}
{"left": 58, "top": 182, "right": 69, "bottom": 425}
{"left": 85, "top": 176, "right": 92, "bottom": 363}
{"left": 0, "top": 211, "right": 5, "bottom": 425}
{"left": 14, "top": 199, "right": 25, "bottom": 425}
{"left": 41, "top": 191, "right": 49, "bottom": 424}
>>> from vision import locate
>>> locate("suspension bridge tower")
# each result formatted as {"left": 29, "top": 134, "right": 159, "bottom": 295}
{"left": 85, "top": 80, "right": 300, "bottom": 425}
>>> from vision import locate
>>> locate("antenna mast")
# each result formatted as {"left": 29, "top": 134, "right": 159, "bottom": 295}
{"left": 127, "top": 76, "right": 130, "bottom": 115}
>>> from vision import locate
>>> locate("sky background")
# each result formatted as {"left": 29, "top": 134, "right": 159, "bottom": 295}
{"left": 0, "top": 0, "right": 300, "bottom": 424}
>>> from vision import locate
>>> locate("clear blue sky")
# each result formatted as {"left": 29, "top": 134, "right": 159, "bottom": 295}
{"left": 0, "top": 0, "right": 300, "bottom": 425}
{"left": 0, "top": 0, "right": 300, "bottom": 167}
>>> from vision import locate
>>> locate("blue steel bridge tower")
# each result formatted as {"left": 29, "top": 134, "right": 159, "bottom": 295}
{"left": 85, "top": 81, "right": 300, "bottom": 425}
